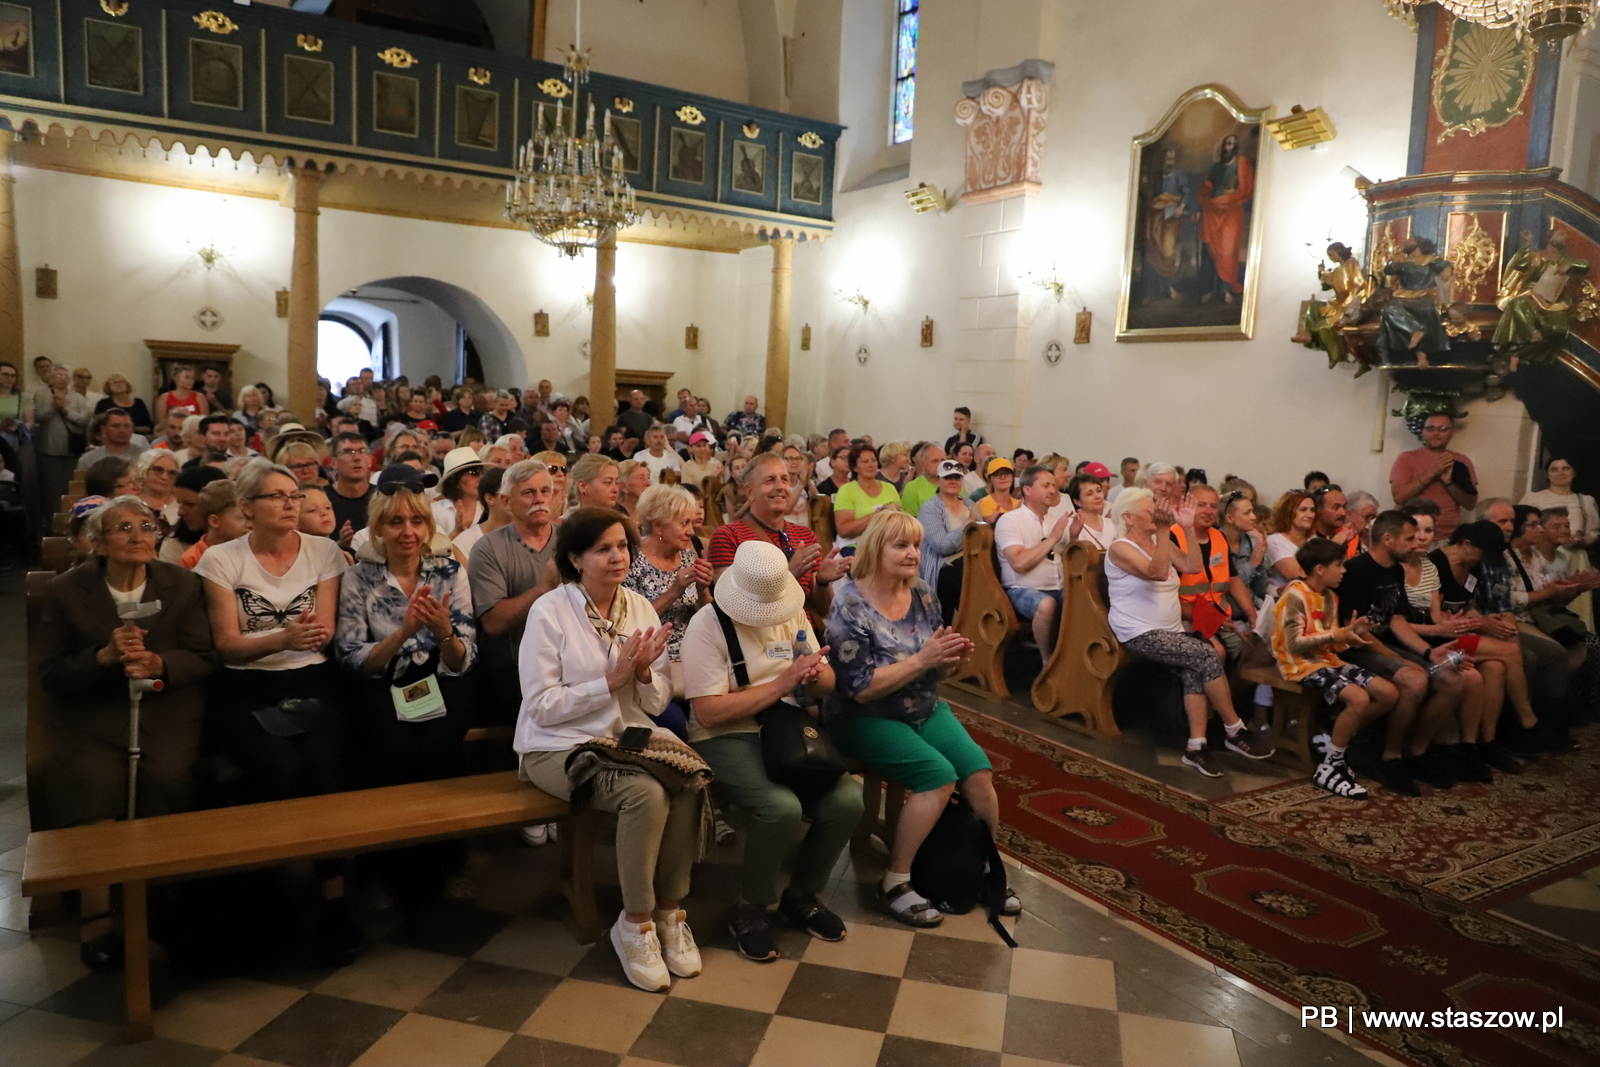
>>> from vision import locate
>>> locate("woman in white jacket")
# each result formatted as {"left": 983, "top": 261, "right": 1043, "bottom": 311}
{"left": 515, "top": 506, "right": 703, "bottom": 993}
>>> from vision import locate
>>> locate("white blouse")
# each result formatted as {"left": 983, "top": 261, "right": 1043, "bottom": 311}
{"left": 515, "top": 583, "right": 672, "bottom": 754}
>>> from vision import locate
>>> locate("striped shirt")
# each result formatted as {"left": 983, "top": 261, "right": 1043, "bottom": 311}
{"left": 1405, "top": 557, "right": 1440, "bottom": 612}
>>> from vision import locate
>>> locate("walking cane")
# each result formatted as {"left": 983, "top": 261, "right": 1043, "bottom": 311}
{"left": 115, "top": 600, "right": 163, "bottom": 820}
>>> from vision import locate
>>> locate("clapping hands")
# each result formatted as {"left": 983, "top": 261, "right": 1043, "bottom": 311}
{"left": 916, "top": 626, "right": 975, "bottom": 670}
{"left": 606, "top": 625, "right": 671, "bottom": 691}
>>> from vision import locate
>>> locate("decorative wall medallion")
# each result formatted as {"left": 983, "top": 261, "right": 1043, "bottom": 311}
{"left": 296, "top": 34, "right": 323, "bottom": 53}
{"left": 1043, "top": 341, "right": 1063, "bottom": 365}
{"left": 538, "top": 77, "right": 571, "bottom": 99}
{"left": 797, "top": 131, "right": 823, "bottom": 148}
{"left": 855, "top": 344, "right": 869, "bottom": 365}
{"left": 675, "top": 105, "right": 706, "bottom": 126}
{"left": 467, "top": 67, "right": 491, "bottom": 86}
{"left": 799, "top": 324, "right": 811, "bottom": 350}
{"left": 275, "top": 289, "right": 290, "bottom": 318}
{"left": 195, "top": 306, "right": 222, "bottom": 330}
{"left": 741, "top": 121, "right": 760, "bottom": 138}
{"left": 192, "top": 11, "right": 238, "bottom": 34}
{"left": 99, "top": 0, "right": 128, "bottom": 15}
{"left": 533, "top": 310, "right": 550, "bottom": 337}
{"left": 578, "top": 339, "right": 591, "bottom": 360}
{"left": 612, "top": 95, "right": 633, "bottom": 113}
{"left": 377, "top": 47, "right": 418, "bottom": 69}
{"left": 1430, "top": 19, "right": 1535, "bottom": 143}
{"left": 35, "top": 266, "right": 57, "bottom": 299}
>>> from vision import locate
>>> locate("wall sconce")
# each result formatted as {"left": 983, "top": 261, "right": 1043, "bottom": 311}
{"left": 584, "top": 291, "right": 595, "bottom": 310}
{"left": 834, "top": 288, "right": 870, "bottom": 314}
{"left": 195, "top": 245, "right": 225, "bottom": 270}
{"left": 1021, "top": 264, "right": 1067, "bottom": 303}
{"left": 903, "top": 182, "right": 948, "bottom": 214}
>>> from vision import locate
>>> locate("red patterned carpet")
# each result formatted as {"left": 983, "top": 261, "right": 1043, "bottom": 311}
{"left": 1215, "top": 727, "right": 1600, "bottom": 908}
{"left": 955, "top": 705, "right": 1600, "bottom": 1067}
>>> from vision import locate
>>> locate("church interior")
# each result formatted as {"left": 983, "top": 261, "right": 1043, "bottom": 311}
{"left": 0, "top": 1, "right": 1599, "bottom": 1065}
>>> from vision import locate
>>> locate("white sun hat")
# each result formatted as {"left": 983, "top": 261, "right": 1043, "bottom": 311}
{"left": 716, "top": 540, "right": 806, "bottom": 629}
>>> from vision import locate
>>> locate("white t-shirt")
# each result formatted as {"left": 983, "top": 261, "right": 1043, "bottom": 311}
{"left": 639, "top": 448, "right": 683, "bottom": 483}
{"left": 1105, "top": 538, "right": 1181, "bottom": 642}
{"left": 1073, "top": 516, "right": 1116, "bottom": 551}
{"left": 453, "top": 523, "right": 485, "bottom": 558}
{"left": 680, "top": 604, "right": 808, "bottom": 743}
{"left": 194, "top": 533, "right": 349, "bottom": 671}
{"left": 1264, "top": 533, "right": 1301, "bottom": 595}
{"left": 107, "top": 581, "right": 148, "bottom": 610}
{"left": 994, "top": 506, "right": 1063, "bottom": 591}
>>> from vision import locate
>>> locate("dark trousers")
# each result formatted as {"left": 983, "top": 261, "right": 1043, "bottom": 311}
{"left": 936, "top": 560, "right": 964, "bottom": 627}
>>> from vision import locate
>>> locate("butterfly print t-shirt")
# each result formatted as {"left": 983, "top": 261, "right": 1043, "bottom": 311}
{"left": 194, "top": 534, "right": 349, "bottom": 671}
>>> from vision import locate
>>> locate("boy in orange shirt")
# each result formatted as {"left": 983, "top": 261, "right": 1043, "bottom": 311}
{"left": 1271, "top": 537, "right": 1399, "bottom": 799}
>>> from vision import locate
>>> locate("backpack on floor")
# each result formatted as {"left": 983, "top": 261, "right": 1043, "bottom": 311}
{"left": 910, "top": 792, "right": 1018, "bottom": 947}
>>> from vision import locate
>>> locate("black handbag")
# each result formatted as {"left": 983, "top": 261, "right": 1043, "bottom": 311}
{"left": 711, "top": 602, "right": 847, "bottom": 795}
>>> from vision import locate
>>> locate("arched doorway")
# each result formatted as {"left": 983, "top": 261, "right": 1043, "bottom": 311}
{"left": 318, "top": 277, "right": 523, "bottom": 389}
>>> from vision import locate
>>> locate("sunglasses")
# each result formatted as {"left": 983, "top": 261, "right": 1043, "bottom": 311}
{"left": 1311, "top": 485, "right": 1343, "bottom": 498}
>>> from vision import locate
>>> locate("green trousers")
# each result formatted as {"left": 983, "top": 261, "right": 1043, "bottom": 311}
{"left": 694, "top": 732, "right": 865, "bottom": 907}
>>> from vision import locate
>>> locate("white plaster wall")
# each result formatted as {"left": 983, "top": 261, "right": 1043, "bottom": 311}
{"left": 13, "top": 166, "right": 749, "bottom": 416}
{"left": 804, "top": 0, "right": 1530, "bottom": 505}
{"left": 343, "top": 287, "right": 459, "bottom": 384}
{"left": 543, "top": 0, "right": 750, "bottom": 103}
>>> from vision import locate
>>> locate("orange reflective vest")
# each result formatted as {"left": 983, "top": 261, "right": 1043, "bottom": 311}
{"left": 1170, "top": 525, "right": 1232, "bottom": 611}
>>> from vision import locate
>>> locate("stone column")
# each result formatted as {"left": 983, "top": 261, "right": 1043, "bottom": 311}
{"left": 763, "top": 237, "right": 794, "bottom": 434}
{"left": 286, "top": 165, "right": 322, "bottom": 421}
{"left": 589, "top": 230, "right": 618, "bottom": 418}
{"left": 0, "top": 128, "right": 23, "bottom": 364}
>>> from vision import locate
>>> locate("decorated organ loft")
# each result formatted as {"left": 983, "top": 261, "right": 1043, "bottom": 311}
{"left": 1295, "top": 0, "right": 1600, "bottom": 455}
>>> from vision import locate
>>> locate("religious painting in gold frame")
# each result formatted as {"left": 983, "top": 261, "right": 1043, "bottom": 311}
{"left": 1116, "top": 84, "right": 1271, "bottom": 342}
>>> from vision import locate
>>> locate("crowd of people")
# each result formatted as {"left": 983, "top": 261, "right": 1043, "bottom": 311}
{"left": 11, "top": 359, "right": 1599, "bottom": 992}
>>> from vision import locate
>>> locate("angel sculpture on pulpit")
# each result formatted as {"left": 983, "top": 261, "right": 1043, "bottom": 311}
{"left": 1376, "top": 238, "right": 1453, "bottom": 369}
{"left": 1493, "top": 228, "right": 1590, "bottom": 373}
{"left": 1305, "top": 242, "right": 1373, "bottom": 369}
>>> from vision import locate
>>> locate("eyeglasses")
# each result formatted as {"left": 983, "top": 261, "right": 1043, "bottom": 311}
{"left": 251, "top": 492, "right": 306, "bottom": 506}
{"left": 336, "top": 447, "right": 370, "bottom": 457}
{"left": 287, "top": 460, "right": 321, "bottom": 471}
{"left": 108, "top": 522, "right": 161, "bottom": 537}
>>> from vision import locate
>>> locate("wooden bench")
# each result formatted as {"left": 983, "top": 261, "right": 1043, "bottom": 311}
{"left": 948, "top": 523, "right": 1019, "bottom": 699}
{"left": 807, "top": 494, "right": 835, "bottom": 556}
{"left": 1032, "top": 543, "right": 1125, "bottom": 740}
{"left": 41, "top": 537, "right": 77, "bottom": 573}
{"left": 1240, "top": 666, "right": 1318, "bottom": 773}
{"left": 851, "top": 769, "right": 909, "bottom": 856}
{"left": 21, "top": 773, "right": 592, "bottom": 1041}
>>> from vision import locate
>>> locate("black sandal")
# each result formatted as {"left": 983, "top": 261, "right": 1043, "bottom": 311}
{"left": 879, "top": 881, "right": 943, "bottom": 928}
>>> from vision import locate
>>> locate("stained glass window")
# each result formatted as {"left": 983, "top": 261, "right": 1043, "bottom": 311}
{"left": 892, "top": 0, "right": 918, "bottom": 144}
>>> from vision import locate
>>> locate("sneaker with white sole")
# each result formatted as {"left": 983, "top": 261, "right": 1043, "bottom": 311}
{"left": 1182, "top": 745, "right": 1224, "bottom": 778}
{"left": 1311, "top": 758, "right": 1368, "bottom": 800}
{"left": 610, "top": 915, "right": 670, "bottom": 992}
{"left": 1310, "top": 732, "right": 1332, "bottom": 761}
{"left": 652, "top": 908, "right": 702, "bottom": 978}
{"left": 1225, "top": 729, "right": 1275, "bottom": 760}
{"left": 521, "top": 824, "right": 550, "bottom": 847}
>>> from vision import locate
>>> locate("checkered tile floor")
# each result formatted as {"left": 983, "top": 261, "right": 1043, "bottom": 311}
{"left": 0, "top": 784, "right": 1399, "bottom": 1067}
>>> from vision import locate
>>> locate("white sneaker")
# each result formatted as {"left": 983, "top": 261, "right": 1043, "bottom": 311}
{"left": 610, "top": 915, "right": 670, "bottom": 992}
{"left": 653, "top": 908, "right": 702, "bottom": 978}
{"left": 521, "top": 824, "right": 549, "bottom": 847}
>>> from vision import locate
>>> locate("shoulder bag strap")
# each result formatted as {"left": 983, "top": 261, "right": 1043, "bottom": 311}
{"left": 711, "top": 601, "right": 751, "bottom": 688}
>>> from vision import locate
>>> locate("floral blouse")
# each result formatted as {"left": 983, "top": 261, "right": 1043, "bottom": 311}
{"left": 335, "top": 556, "right": 477, "bottom": 679}
{"left": 624, "top": 548, "right": 699, "bottom": 661}
{"left": 824, "top": 578, "right": 943, "bottom": 725}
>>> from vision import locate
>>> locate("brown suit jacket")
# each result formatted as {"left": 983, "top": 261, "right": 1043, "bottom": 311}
{"left": 37, "top": 559, "right": 217, "bottom": 743}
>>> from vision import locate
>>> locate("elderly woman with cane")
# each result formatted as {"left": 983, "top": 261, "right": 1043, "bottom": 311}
{"left": 37, "top": 496, "right": 216, "bottom": 971}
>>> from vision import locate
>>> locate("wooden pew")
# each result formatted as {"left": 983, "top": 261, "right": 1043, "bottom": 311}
{"left": 808, "top": 495, "right": 835, "bottom": 555}
{"left": 52, "top": 512, "right": 69, "bottom": 535}
{"left": 948, "top": 523, "right": 1018, "bottom": 699}
{"left": 702, "top": 475, "right": 725, "bottom": 530}
{"left": 40, "top": 536, "right": 78, "bottom": 574}
{"left": 1240, "top": 666, "right": 1317, "bottom": 773}
{"left": 25, "top": 571, "right": 65, "bottom": 930}
{"left": 22, "top": 774, "right": 591, "bottom": 1042}
{"left": 1031, "top": 543, "right": 1125, "bottom": 740}
{"left": 59, "top": 493, "right": 81, "bottom": 514}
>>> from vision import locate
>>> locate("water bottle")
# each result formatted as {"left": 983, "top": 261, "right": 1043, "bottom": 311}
{"left": 1427, "top": 649, "right": 1465, "bottom": 677}
{"left": 793, "top": 629, "right": 814, "bottom": 707}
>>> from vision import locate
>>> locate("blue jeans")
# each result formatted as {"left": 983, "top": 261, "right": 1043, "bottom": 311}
{"left": 1006, "top": 586, "right": 1061, "bottom": 619}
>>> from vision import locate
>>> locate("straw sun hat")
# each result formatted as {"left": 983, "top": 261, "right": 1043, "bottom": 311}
{"left": 716, "top": 540, "right": 805, "bottom": 629}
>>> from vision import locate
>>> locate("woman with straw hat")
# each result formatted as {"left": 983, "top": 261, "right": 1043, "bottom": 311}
{"left": 681, "top": 539, "right": 860, "bottom": 962}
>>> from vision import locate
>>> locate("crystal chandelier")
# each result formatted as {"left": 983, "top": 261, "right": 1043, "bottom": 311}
{"left": 1386, "top": 0, "right": 1593, "bottom": 42}
{"left": 504, "top": 9, "right": 638, "bottom": 258}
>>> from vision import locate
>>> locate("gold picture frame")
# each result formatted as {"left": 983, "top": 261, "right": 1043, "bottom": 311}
{"left": 1116, "top": 84, "right": 1271, "bottom": 343}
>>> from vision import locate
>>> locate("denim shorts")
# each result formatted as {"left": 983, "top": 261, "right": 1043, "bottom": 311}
{"left": 1006, "top": 586, "right": 1061, "bottom": 619}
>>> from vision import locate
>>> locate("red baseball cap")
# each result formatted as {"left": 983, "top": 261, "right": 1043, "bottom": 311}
{"left": 416, "top": 419, "right": 440, "bottom": 432}
{"left": 1082, "top": 461, "right": 1112, "bottom": 479}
